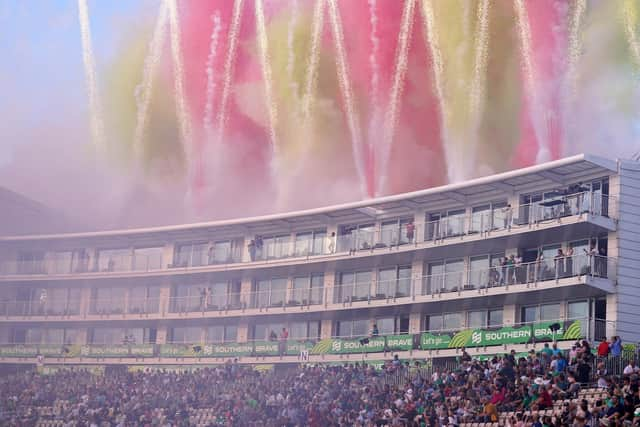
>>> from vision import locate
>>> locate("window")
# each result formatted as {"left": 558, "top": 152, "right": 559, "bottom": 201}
{"left": 252, "top": 323, "right": 285, "bottom": 341}
{"left": 336, "top": 270, "right": 372, "bottom": 302}
{"left": 467, "top": 311, "right": 486, "bottom": 328}
{"left": 488, "top": 309, "right": 503, "bottom": 327}
{"left": 335, "top": 319, "right": 369, "bottom": 338}
{"left": 426, "top": 313, "right": 461, "bottom": 331}
{"left": 210, "top": 241, "right": 232, "bottom": 264}
{"left": 17, "top": 251, "right": 45, "bottom": 274}
{"left": 376, "top": 316, "right": 409, "bottom": 335}
{"left": 540, "top": 304, "right": 560, "bottom": 321}
{"left": 169, "top": 326, "right": 202, "bottom": 344}
{"left": 91, "top": 287, "right": 126, "bottom": 314}
{"left": 567, "top": 301, "right": 589, "bottom": 320}
{"left": 206, "top": 325, "right": 237, "bottom": 343}
{"left": 289, "top": 321, "right": 320, "bottom": 341}
{"left": 377, "top": 266, "right": 411, "bottom": 298}
{"left": 91, "top": 327, "right": 152, "bottom": 345}
{"left": 133, "top": 247, "right": 163, "bottom": 271}
{"left": 467, "top": 309, "right": 503, "bottom": 328}
{"left": 380, "top": 218, "right": 413, "bottom": 247}
{"left": 291, "top": 274, "right": 324, "bottom": 305}
{"left": 96, "top": 248, "right": 131, "bottom": 272}
{"left": 470, "top": 202, "right": 508, "bottom": 233}
{"left": 254, "top": 278, "right": 287, "bottom": 308}
{"left": 294, "top": 230, "right": 327, "bottom": 256}
{"left": 521, "top": 303, "right": 560, "bottom": 323}
{"left": 260, "top": 235, "right": 291, "bottom": 260}
{"left": 174, "top": 242, "right": 208, "bottom": 267}
{"left": 129, "top": 286, "right": 160, "bottom": 314}
{"left": 170, "top": 283, "right": 205, "bottom": 312}
{"left": 468, "top": 256, "right": 489, "bottom": 289}
{"left": 340, "top": 223, "right": 375, "bottom": 251}
{"left": 45, "top": 251, "right": 74, "bottom": 274}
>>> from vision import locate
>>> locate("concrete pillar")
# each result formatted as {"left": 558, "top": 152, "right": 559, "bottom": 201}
{"left": 503, "top": 304, "right": 517, "bottom": 326}
{"left": 156, "top": 326, "right": 168, "bottom": 345}
{"left": 606, "top": 293, "right": 617, "bottom": 339}
{"left": 79, "top": 285, "right": 92, "bottom": 316}
{"left": 409, "top": 312, "right": 422, "bottom": 334}
{"left": 411, "top": 259, "right": 424, "bottom": 297}
{"left": 324, "top": 269, "right": 336, "bottom": 306}
{"left": 240, "top": 276, "right": 254, "bottom": 308}
{"left": 237, "top": 320, "right": 249, "bottom": 342}
{"left": 162, "top": 243, "right": 174, "bottom": 268}
{"left": 320, "top": 319, "right": 333, "bottom": 339}
{"left": 158, "top": 279, "right": 172, "bottom": 315}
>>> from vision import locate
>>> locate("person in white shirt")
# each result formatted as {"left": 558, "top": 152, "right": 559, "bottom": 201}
{"left": 623, "top": 361, "right": 638, "bottom": 375}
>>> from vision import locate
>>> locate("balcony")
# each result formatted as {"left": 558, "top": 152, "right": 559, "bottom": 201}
{"left": 0, "top": 317, "right": 607, "bottom": 363}
{"left": 0, "top": 254, "right": 614, "bottom": 324}
{"left": 0, "top": 191, "right": 615, "bottom": 280}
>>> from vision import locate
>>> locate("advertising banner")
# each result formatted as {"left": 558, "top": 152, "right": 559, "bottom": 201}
{"left": 80, "top": 345, "right": 155, "bottom": 358}
{"left": 420, "top": 320, "right": 582, "bottom": 350}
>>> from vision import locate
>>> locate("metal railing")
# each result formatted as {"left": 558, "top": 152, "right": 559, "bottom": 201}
{"left": 0, "top": 298, "right": 81, "bottom": 317}
{"left": 0, "top": 192, "right": 615, "bottom": 278}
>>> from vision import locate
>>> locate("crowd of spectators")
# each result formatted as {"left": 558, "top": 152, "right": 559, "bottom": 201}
{"left": 1, "top": 340, "right": 639, "bottom": 427}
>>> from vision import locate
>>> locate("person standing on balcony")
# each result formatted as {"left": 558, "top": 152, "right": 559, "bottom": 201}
{"left": 611, "top": 336, "right": 623, "bottom": 358}
{"left": 554, "top": 249, "right": 565, "bottom": 279}
{"left": 565, "top": 247, "right": 574, "bottom": 277}
{"left": 248, "top": 240, "right": 256, "bottom": 261}
{"left": 597, "top": 338, "right": 610, "bottom": 358}
{"left": 327, "top": 232, "right": 336, "bottom": 254}
{"left": 502, "top": 204, "right": 513, "bottom": 230}
{"left": 279, "top": 327, "right": 289, "bottom": 356}
{"left": 371, "top": 324, "right": 379, "bottom": 337}
{"left": 406, "top": 221, "right": 415, "bottom": 243}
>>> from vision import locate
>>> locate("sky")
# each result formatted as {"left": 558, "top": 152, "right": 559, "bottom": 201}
{"left": 0, "top": 0, "right": 152, "bottom": 167}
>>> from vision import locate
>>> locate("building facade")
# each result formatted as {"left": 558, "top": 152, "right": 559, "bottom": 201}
{"left": 0, "top": 154, "right": 638, "bottom": 368}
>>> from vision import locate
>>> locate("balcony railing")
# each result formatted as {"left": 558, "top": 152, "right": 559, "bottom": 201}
{"left": 0, "top": 298, "right": 81, "bottom": 317}
{"left": 0, "top": 255, "right": 613, "bottom": 320}
{"left": 0, "top": 317, "right": 604, "bottom": 360}
{"left": 0, "top": 191, "right": 615, "bottom": 277}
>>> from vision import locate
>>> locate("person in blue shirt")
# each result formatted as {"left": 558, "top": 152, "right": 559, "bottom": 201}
{"left": 555, "top": 353, "right": 567, "bottom": 373}
{"left": 611, "top": 336, "right": 623, "bottom": 357}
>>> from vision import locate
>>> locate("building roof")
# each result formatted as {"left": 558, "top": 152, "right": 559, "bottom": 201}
{"left": 0, "top": 153, "right": 618, "bottom": 243}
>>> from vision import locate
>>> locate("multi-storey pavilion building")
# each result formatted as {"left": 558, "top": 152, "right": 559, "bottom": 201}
{"left": 0, "top": 154, "right": 638, "bottom": 369}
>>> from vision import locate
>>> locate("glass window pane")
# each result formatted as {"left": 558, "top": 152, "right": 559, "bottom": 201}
{"left": 270, "top": 279, "right": 287, "bottom": 307}
{"left": 540, "top": 303, "right": 560, "bottom": 321}
{"left": 310, "top": 275, "right": 324, "bottom": 305}
{"left": 488, "top": 309, "right": 503, "bottom": 327}
{"left": 470, "top": 205, "right": 490, "bottom": 233}
{"left": 567, "top": 301, "right": 588, "bottom": 320}
{"left": 312, "top": 231, "right": 326, "bottom": 255}
{"left": 469, "top": 256, "right": 490, "bottom": 288}
{"left": 290, "top": 322, "right": 308, "bottom": 340}
{"left": 426, "top": 262, "right": 444, "bottom": 294}
{"left": 444, "top": 260, "right": 464, "bottom": 291}
{"left": 225, "top": 325, "right": 237, "bottom": 342}
{"left": 427, "top": 315, "right": 443, "bottom": 331}
{"left": 377, "top": 268, "right": 396, "bottom": 297}
{"left": 295, "top": 233, "right": 312, "bottom": 256}
{"left": 467, "top": 311, "right": 486, "bottom": 328}
{"left": 351, "top": 319, "right": 369, "bottom": 337}
{"left": 206, "top": 326, "right": 225, "bottom": 343}
{"left": 133, "top": 247, "right": 163, "bottom": 271}
{"left": 211, "top": 241, "right": 232, "bottom": 264}
{"left": 97, "top": 248, "right": 130, "bottom": 272}
{"left": 522, "top": 306, "right": 539, "bottom": 324}
{"left": 354, "top": 271, "right": 371, "bottom": 300}
{"left": 443, "top": 313, "right": 462, "bottom": 330}
{"left": 397, "top": 266, "right": 411, "bottom": 297}
{"left": 377, "top": 317, "right": 395, "bottom": 335}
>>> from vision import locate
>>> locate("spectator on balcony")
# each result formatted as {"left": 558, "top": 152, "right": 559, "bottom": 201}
{"left": 597, "top": 246, "right": 607, "bottom": 277}
{"left": 554, "top": 249, "right": 565, "bottom": 279}
{"left": 371, "top": 323, "right": 379, "bottom": 337}
{"left": 583, "top": 244, "right": 596, "bottom": 275}
{"left": 255, "top": 236, "right": 264, "bottom": 259}
{"left": 248, "top": 240, "right": 257, "bottom": 261}
{"left": 507, "top": 255, "right": 516, "bottom": 285}
{"left": 623, "top": 361, "right": 638, "bottom": 376}
{"left": 611, "top": 336, "right": 623, "bottom": 358}
{"left": 279, "top": 327, "right": 288, "bottom": 356}
{"left": 405, "top": 221, "right": 415, "bottom": 243}
{"left": 502, "top": 204, "right": 513, "bottom": 230}
{"left": 327, "top": 232, "right": 336, "bottom": 254}
{"left": 598, "top": 338, "right": 610, "bottom": 358}
{"left": 565, "top": 246, "right": 574, "bottom": 276}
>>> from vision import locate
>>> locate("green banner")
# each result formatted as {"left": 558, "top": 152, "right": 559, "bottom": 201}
{"left": 285, "top": 341, "right": 314, "bottom": 355}
{"left": 203, "top": 343, "right": 254, "bottom": 357}
{"left": 159, "top": 344, "right": 202, "bottom": 357}
{"left": 310, "top": 336, "right": 386, "bottom": 354}
{"left": 80, "top": 345, "right": 155, "bottom": 358}
{"left": 384, "top": 335, "right": 413, "bottom": 352}
{"left": 0, "top": 345, "right": 67, "bottom": 358}
{"left": 420, "top": 320, "right": 583, "bottom": 350}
